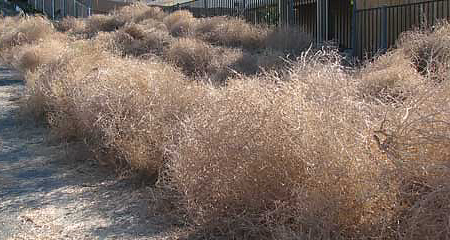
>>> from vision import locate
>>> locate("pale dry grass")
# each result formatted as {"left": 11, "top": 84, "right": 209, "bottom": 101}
{"left": 265, "top": 26, "right": 312, "bottom": 53}
{"left": 3, "top": 14, "right": 450, "bottom": 240}
{"left": 164, "top": 37, "right": 242, "bottom": 81}
{"left": 85, "top": 14, "right": 126, "bottom": 36}
{"left": 83, "top": 9, "right": 311, "bottom": 78}
{"left": 194, "top": 16, "right": 267, "bottom": 49}
{"left": 11, "top": 34, "right": 68, "bottom": 72}
{"left": 99, "top": 26, "right": 290, "bottom": 82}
{"left": 116, "top": 3, "right": 167, "bottom": 23}
{"left": 398, "top": 21, "right": 450, "bottom": 82}
{"left": 0, "top": 16, "right": 54, "bottom": 51}
{"left": 54, "top": 17, "right": 86, "bottom": 34}
{"left": 93, "top": 31, "right": 133, "bottom": 56}
{"left": 94, "top": 23, "right": 172, "bottom": 57}
{"left": 169, "top": 51, "right": 398, "bottom": 239}
{"left": 120, "top": 22, "right": 172, "bottom": 55}
{"left": 140, "top": 18, "right": 168, "bottom": 31}
{"left": 195, "top": 16, "right": 311, "bottom": 53}
{"left": 372, "top": 75, "right": 450, "bottom": 240}
{"left": 22, "top": 38, "right": 208, "bottom": 177}
{"left": 358, "top": 51, "right": 426, "bottom": 103}
{"left": 163, "top": 10, "right": 196, "bottom": 37}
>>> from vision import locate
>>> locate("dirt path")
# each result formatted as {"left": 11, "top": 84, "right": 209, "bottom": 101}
{"left": 0, "top": 66, "right": 175, "bottom": 239}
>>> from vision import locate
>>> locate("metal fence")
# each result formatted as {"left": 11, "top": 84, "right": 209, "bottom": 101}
{"left": 27, "top": 0, "right": 91, "bottom": 19}
{"left": 160, "top": 0, "right": 450, "bottom": 59}
{"left": 24, "top": 0, "right": 450, "bottom": 59}
{"left": 165, "top": 0, "right": 281, "bottom": 25}
{"left": 160, "top": 0, "right": 352, "bottom": 51}
{"left": 353, "top": 0, "right": 450, "bottom": 58}
{"left": 162, "top": 0, "right": 318, "bottom": 41}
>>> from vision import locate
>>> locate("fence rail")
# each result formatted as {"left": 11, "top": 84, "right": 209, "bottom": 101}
{"left": 27, "top": 0, "right": 91, "bottom": 18}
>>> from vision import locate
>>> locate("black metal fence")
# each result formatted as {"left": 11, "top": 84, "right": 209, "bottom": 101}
{"left": 166, "top": 0, "right": 284, "bottom": 25}
{"left": 353, "top": 0, "right": 450, "bottom": 58}
{"left": 33, "top": 0, "right": 427, "bottom": 58}
{"left": 164, "top": 0, "right": 318, "bottom": 38}
{"left": 158, "top": 0, "right": 450, "bottom": 58}
{"left": 27, "top": 0, "right": 91, "bottom": 19}
{"left": 161, "top": 0, "right": 353, "bottom": 52}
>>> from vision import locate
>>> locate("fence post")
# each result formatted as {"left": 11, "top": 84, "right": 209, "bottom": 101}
{"left": 88, "top": 7, "right": 91, "bottom": 16}
{"left": 381, "top": 5, "right": 388, "bottom": 51}
{"left": 42, "top": 0, "right": 44, "bottom": 13}
{"left": 51, "top": 0, "right": 54, "bottom": 19}
{"left": 73, "top": 0, "right": 75, "bottom": 17}
{"left": 351, "top": 0, "right": 357, "bottom": 57}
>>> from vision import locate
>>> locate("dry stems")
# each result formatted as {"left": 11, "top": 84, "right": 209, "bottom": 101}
{"left": 2, "top": 14, "right": 450, "bottom": 240}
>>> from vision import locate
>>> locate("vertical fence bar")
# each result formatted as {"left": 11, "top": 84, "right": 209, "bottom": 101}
{"left": 279, "top": 0, "right": 285, "bottom": 27}
{"left": 351, "top": 0, "right": 357, "bottom": 56}
{"left": 375, "top": 8, "right": 378, "bottom": 53}
{"left": 408, "top": 4, "right": 412, "bottom": 32}
{"left": 432, "top": 0, "right": 435, "bottom": 26}
{"left": 381, "top": 5, "right": 387, "bottom": 51}
{"left": 369, "top": 9, "right": 373, "bottom": 55}
{"left": 360, "top": 11, "right": 363, "bottom": 58}
{"left": 361, "top": 11, "right": 370, "bottom": 58}
{"left": 243, "top": 0, "right": 246, "bottom": 22}
{"left": 398, "top": 5, "right": 401, "bottom": 38}
{"left": 288, "top": 0, "right": 293, "bottom": 25}
{"left": 199, "top": 0, "right": 208, "bottom": 17}
{"left": 325, "top": 0, "right": 328, "bottom": 41}
{"left": 52, "top": 0, "right": 54, "bottom": 19}
{"left": 317, "top": 0, "right": 321, "bottom": 42}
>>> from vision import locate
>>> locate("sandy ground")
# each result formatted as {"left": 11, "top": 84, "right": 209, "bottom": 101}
{"left": 0, "top": 66, "right": 178, "bottom": 239}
